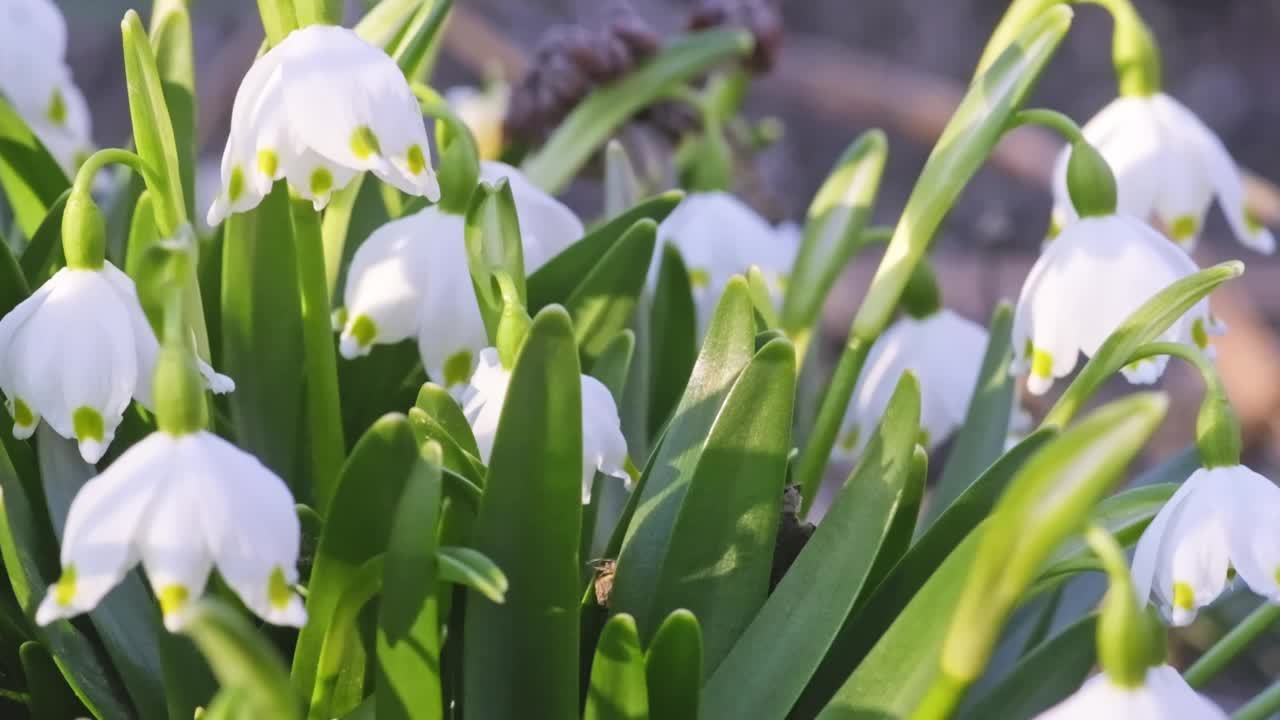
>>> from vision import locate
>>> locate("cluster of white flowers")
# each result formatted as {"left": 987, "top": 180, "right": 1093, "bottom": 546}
{"left": 0, "top": 0, "right": 93, "bottom": 176}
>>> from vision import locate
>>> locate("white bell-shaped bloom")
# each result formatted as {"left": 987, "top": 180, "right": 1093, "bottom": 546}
{"left": 447, "top": 84, "right": 508, "bottom": 162}
{"left": 0, "top": 263, "right": 233, "bottom": 463}
{"left": 460, "top": 348, "right": 627, "bottom": 501}
{"left": 1052, "top": 94, "right": 1273, "bottom": 253}
{"left": 652, "top": 192, "right": 798, "bottom": 336}
{"left": 1131, "top": 464, "right": 1280, "bottom": 626}
{"left": 0, "top": 0, "right": 94, "bottom": 176}
{"left": 35, "top": 430, "right": 305, "bottom": 631}
{"left": 1034, "top": 665, "right": 1225, "bottom": 720}
{"left": 1011, "top": 214, "right": 1220, "bottom": 395}
{"left": 336, "top": 162, "right": 582, "bottom": 389}
{"left": 832, "top": 309, "right": 986, "bottom": 460}
{"left": 207, "top": 24, "right": 440, "bottom": 225}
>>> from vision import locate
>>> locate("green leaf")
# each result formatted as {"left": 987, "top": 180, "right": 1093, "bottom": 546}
{"left": 644, "top": 610, "right": 702, "bottom": 720}
{"left": 645, "top": 244, "right": 697, "bottom": 437}
{"left": 415, "top": 84, "right": 479, "bottom": 215}
{"left": 391, "top": 0, "right": 453, "bottom": 81}
{"left": 527, "top": 191, "right": 682, "bottom": 311}
{"left": 702, "top": 374, "right": 920, "bottom": 720}
{"left": 125, "top": 190, "right": 163, "bottom": 332}
{"left": 256, "top": 0, "right": 299, "bottom": 46}
{"left": 522, "top": 30, "right": 753, "bottom": 192}
{"left": 851, "top": 6, "right": 1071, "bottom": 339}
{"left": 292, "top": 414, "right": 420, "bottom": 717}
{"left": 612, "top": 278, "right": 755, "bottom": 636}
{"left": 585, "top": 614, "right": 649, "bottom": 720}
{"left": 929, "top": 302, "right": 1015, "bottom": 523}
{"left": 604, "top": 141, "right": 642, "bottom": 218}
{"left": 221, "top": 185, "right": 305, "bottom": 494}
{"left": 121, "top": 10, "right": 187, "bottom": 235}
{"left": 863, "top": 445, "right": 927, "bottom": 594}
{"left": 958, "top": 615, "right": 1097, "bottom": 720}
{"left": 437, "top": 546, "right": 508, "bottom": 604}
{"left": 0, "top": 95, "right": 69, "bottom": 238}
{"left": 179, "top": 601, "right": 300, "bottom": 720}
{"left": 0, "top": 429, "right": 130, "bottom": 719}
{"left": 1044, "top": 261, "right": 1243, "bottom": 427}
{"left": 338, "top": 339, "right": 423, "bottom": 449}
{"left": 354, "top": 0, "right": 420, "bottom": 47}
{"left": 377, "top": 442, "right": 444, "bottom": 720}
{"left": 589, "top": 331, "right": 636, "bottom": 402}
{"left": 793, "top": 430, "right": 1052, "bottom": 717}
{"left": 463, "top": 307, "right": 584, "bottom": 719}
{"left": 37, "top": 429, "right": 168, "bottom": 720}
{"left": 779, "top": 129, "right": 887, "bottom": 337}
{"left": 148, "top": 0, "right": 196, "bottom": 221}
{"left": 745, "top": 266, "right": 779, "bottom": 330}
{"left": 21, "top": 641, "right": 89, "bottom": 720}
{"left": 0, "top": 233, "right": 29, "bottom": 317}
{"left": 565, "top": 219, "right": 657, "bottom": 365}
{"left": 294, "top": 0, "right": 342, "bottom": 28}
{"left": 18, "top": 190, "right": 68, "bottom": 284}
{"left": 307, "top": 556, "right": 383, "bottom": 720}
{"left": 646, "top": 336, "right": 796, "bottom": 669}
{"left": 464, "top": 179, "right": 525, "bottom": 340}
{"left": 409, "top": 383, "right": 485, "bottom": 486}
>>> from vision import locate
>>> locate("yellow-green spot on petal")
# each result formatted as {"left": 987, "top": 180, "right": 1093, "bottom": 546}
{"left": 55, "top": 566, "right": 76, "bottom": 606}
{"left": 443, "top": 350, "right": 474, "bottom": 388}
{"left": 1031, "top": 348, "right": 1053, "bottom": 379}
{"left": 1246, "top": 209, "right": 1264, "bottom": 235}
{"left": 1192, "top": 317, "right": 1209, "bottom": 350}
{"left": 72, "top": 406, "right": 104, "bottom": 444}
{"left": 228, "top": 165, "right": 246, "bottom": 203}
{"left": 406, "top": 145, "right": 426, "bottom": 175}
{"left": 159, "top": 584, "right": 189, "bottom": 616}
{"left": 310, "top": 168, "right": 334, "bottom": 198}
{"left": 838, "top": 426, "right": 860, "bottom": 453}
{"left": 12, "top": 398, "right": 33, "bottom": 428}
{"left": 46, "top": 88, "right": 67, "bottom": 126}
{"left": 689, "top": 269, "right": 711, "bottom": 289}
{"left": 350, "top": 126, "right": 382, "bottom": 159}
{"left": 1045, "top": 215, "right": 1062, "bottom": 241}
{"left": 1173, "top": 581, "right": 1195, "bottom": 611}
{"left": 268, "top": 567, "right": 292, "bottom": 609}
{"left": 349, "top": 314, "right": 377, "bottom": 348}
{"left": 1169, "top": 215, "right": 1199, "bottom": 243}
{"left": 257, "top": 149, "right": 279, "bottom": 177}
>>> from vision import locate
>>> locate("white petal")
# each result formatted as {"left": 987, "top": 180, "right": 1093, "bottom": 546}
{"left": 580, "top": 374, "right": 628, "bottom": 502}
{"left": 136, "top": 479, "right": 213, "bottom": 631}
{"left": 1131, "top": 473, "right": 1200, "bottom": 604}
{"left": 190, "top": 431, "right": 306, "bottom": 627}
{"left": 339, "top": 209, "right": 439, "bottom": 357}
{"left": 1144, "top": 666, "right": 1228, "bottom": 719}
{"left": 414, "top": 212, "right": 488, "bottom": 387}
{"left": 208, "top": 45, "right": 290, "bottom": 225}
{"left": 460, "top": 347, "right": 510, "bottom": 464}
{"left": 479, "top": 161, "right": 583, "bottom": 270}
{"left": 0, "top": 274, "right": 58, "bottom": 434}
{"left": 1219, "top": 465, "right": 1280, "bottom": 602}
{"left": 37, "top": 433, "right": 171, "bottom": 625}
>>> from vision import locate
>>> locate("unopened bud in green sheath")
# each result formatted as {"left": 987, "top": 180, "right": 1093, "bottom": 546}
{"left": 1088, "top": 526, "right": 1160, "bottom": 688}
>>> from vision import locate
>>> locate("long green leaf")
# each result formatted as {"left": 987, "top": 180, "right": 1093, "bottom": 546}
{"left": 584, "top": 614, "right": 649, "bottom": 720}
{"left": 377, "top": 442, "right": 444, "bottom": 720}
{"left": 930, "top": 302, "right": 1015, "bottom": 523}
{"left": 646, "top": 336, "right": 796, "bottom": 669}
{"left": 565, "top": 219, "right": 656, "bottom": 365}
{"left": 390, "top": 0, "right": 452, "bottom": 80}
{"left": 307, "top": 556, "right": 384, "bottom": 720}
{"left": 523, "top": 30, "right": 752, "bottom": 192}
{"left": 463, "top": 307, "right": 583, "bottom": 718}
{"left": 179, "top": 601, "right": 300, "bottom": 720}
{"left": 21, "top": 641, "right": 89, "bottom": 720}
{"left": 17, "top": 189, "right": 67, "bottom": 284}
{"left": 0, "top": 234, "right": 29, "bottom": 317}
{"left": 644, "top": 610, "right": 702, "bottom": 720}
{"left": 590, "top": 330, "right": 636, "bottom": 402}
{"left": 148, "top": 0, "right": 196, "bottom": 221}
{"left": 120, "top": 10, "right": 186, "bottom": 235}
{"left": 611, "top": 278, "right": 755, "bottom": 637}
{"left": 437, "top": 546, "right": 508, "bottom": 604}
{"left": 703, "top": 374, "right": 920, "bottom": 719}
{"left": 958, "top": 615, "right": 1097, "bottom": 720}
{"left": 292, "top": 414, "right": 421, "bottom": 716}
{"left": 645, "top": 244, "right": 697, "bottom": 437}
{"left": 0, "top": 95, "right": 69, "bottom": 238}
{"left": 863, "top": 444, "right": 927, "bottom": 594}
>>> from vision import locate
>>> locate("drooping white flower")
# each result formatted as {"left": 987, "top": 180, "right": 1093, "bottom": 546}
{"left": 459, "top": 348, "right": 627, "bottom": 501}
{"left": 35, "top": 430, "right": 305, "bottom": 631}
{"left": 652, "top": 192, "right": 798, "bottom": 336}
{"left": 832, "top": 309, "right": 987, "bottom": 460}
{"left": 1011, "top": 214, "right": 1220, "bottom": 395}
{"left": 206, "top": 24, "right": 440, "bottom": 225}
{"left": 0, "top": 0, "right": 94, "bottom": 176}
{"left": 1131, "top": 464, "right": 1280, "bottom": 626}
{"left": 0, "top": 263, "right": 233, "bottom": 463}
{"left": 335, "top": 161, "right": 582, "bottom": 389}
{"left": 1033, "top": 665, "right": 1226, "bottom": 720}
{"left": 446, "top": 84, "right": 508, "bottom": 162}
{"left": 1052, "top": 93, "right": 1273, "bottom": 253}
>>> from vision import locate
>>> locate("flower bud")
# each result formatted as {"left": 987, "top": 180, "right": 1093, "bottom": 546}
{"left": 1088, "top": 526, "right": 1164, "bottom": 688}
{"left": 61, "top": 188, "right": 106, "bottom": 270}
{"left": 493, "top": 271, "right": 531, "bottom": 370}
{"left": 1066, "top": 140, "right": 1117, "bottom": 218}
{"left": 899, "top": 259, "right": 941, "bottom": 319}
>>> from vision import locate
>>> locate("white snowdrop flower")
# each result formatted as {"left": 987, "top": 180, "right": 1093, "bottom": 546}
{"left": 35, "top": 430, "right": 306, "bottom": 631}
{"left": 446, "top": 84, "right": 508, "bottom": 162}
{"left": 0, "top": 263, "right": 233, "bottom": 463}
{"left": 652, "top": 192, "right": 797, "bottom": 336}
{"left": 1011, "top": 214, "right": 1220, "bottom": 396}
{"left": 460, "top": 348, "right": 627, "bottom": 501}
{"left": 0, "top": 0, "right": 94, "bottom": 177}
{"left": 832, "top": 309, "right": 986, "bottom": 460}
{"left": 1052, "top": 94, "right": 1274, "bottom": 253}
{"left": 1131, "top": 465, "right": 1280, "bottom": 626}
{"left": 206, "top": 24, "right": 440, "bottom": 226}
{"left": 1033, "top": 665, "right": 1226, "bottom": 720}
{"left": 336, "top": 162, "right": 581, "bottom": 389}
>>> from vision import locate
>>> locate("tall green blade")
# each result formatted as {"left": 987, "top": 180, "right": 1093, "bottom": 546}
{"left": 644, "top": 610, "right": 702, "bottom": 720}
{"left": 584, "top": 614, "right": 649, "bottom": 720}
{"left": 0, "top": 96, "right": 69, "bottom": 238}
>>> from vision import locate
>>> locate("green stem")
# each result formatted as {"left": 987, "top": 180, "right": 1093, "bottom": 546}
{"left": 1009, "top": 108, "right": 1086, "bottom": 144}
{"left": 1127, "top": 341, "right": 1240, "bottom": 466}
{"left": 795, "top": 335, "right": 871, "bottom": 516}
{"left": 73, "top": 148, "right": 153, "bottom": 193}
{"left": 290, "top": 198, "right": 346, "bottom": 515}
{"left": 1233, "top": 677, "right": 1280, "bottom": 720}
{"left": 1184, "top": 602, "right": 1280, "bottom": 689}
{"left": 910, "top": 671, "right": 968, "bottom": 720}
{"left": 256, "top": 0, "right": 299, "bottom": 46}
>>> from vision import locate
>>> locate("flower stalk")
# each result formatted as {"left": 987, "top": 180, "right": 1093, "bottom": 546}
{"left": 1183, "top": 603, "right": 1280, "bottom": 689}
